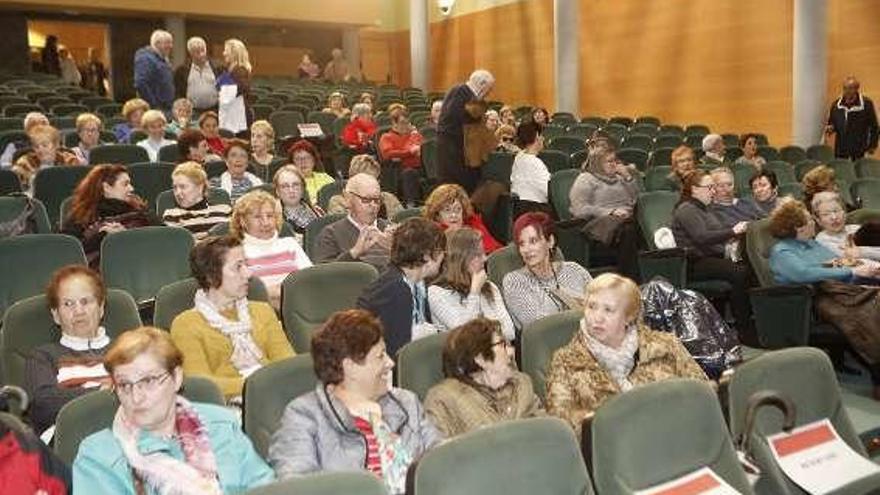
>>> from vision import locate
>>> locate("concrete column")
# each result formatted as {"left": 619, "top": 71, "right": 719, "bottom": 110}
{"left": 342, "top": 28, "right": 362, "bottom": 81}
{"left": 164, "top": 15, "right": 186, "bottom": 67}
{"left": 792, "top": 0, "right": 827, "bottom": 147}
{"left": 554, "top": 0, "right": 580, "bottom": 115}
{"left": 410, "top": 0, "right": 430, "bottom": 90}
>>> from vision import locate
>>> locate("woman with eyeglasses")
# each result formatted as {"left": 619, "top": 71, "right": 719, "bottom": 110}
{"left": 269, "top": 309, "right": 441, "bottom": 494}
{"left": 546, "top": 274, "right": 706, "bottom": 436}
{"left": 424, "top": 318, "right": 542, "bottom": 438}
{"left": 287, "top": 139, "right": 335, "bottom": 204}
{"left": 494, "top": 124, "right": 519, "bottom": 153}
{"left": 672, "top": 170, "right": 754, "bottom": 338}
{"left": 501, "top": 212, "right": 593, "bottom": 330}
{"left": 73, "top": 327, "right": 274, "bottom": 495}
{"left": 25, "top": 266, "right": 113, "bottom": 436}
{"left": 423, "top": 184, "right": 502, "bottom": 254}
{"left": 273, "top": 164, "right": 323, "bottom": 239}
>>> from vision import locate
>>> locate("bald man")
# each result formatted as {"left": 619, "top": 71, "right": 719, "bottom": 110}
{"left": 437, "top": 69, "right": 495, "bottom": 193}
{"left": 825, "top": 76, "right": 879, "bottom": 160}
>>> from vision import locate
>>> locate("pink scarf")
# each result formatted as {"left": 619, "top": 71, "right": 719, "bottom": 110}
{"left": 112, "top": 396, "right": 222, "bottom": 495}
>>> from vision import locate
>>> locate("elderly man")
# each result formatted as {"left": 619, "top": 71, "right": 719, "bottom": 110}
{"left": 826, "top": 76, "right": 879, "bottom": 160}
{"left": 174, "top": 36, "right": 218, "bottom": 112}
{"left": 314, "top": 173, "right": 392, "bottom": 270}
{"left": 700, "top": 134, "right": 725, "bottom": 166}
{"left": 709, "top": 167, "right": 763, "bottom": 227}
{"left": 134, "top": 30, "right": 175, "bottom": 112}
{"left": 323, "top": 48, "right": 351, "bottom": 83}
{"left": 437, "top": 69, "right": 495, "bottom": 193}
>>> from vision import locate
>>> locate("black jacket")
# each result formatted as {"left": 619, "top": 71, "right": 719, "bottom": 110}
{"left": 827, "top": 95, "right": 879, "bottom": 160}
{"left": 356, "top": 266, "right": 432, "bottom": 359}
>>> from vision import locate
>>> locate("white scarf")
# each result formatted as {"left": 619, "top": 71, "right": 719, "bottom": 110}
{"left": 581, "top": 319, "right": 639, "bottom": 392}
{"left": 219, "top": 171, "right": 262, "bottom": 195}
{"left": 193, "top": 290, "right": 264, "bottom": 377}
{"left": 60, "top": 326, "right": 110, "bottom": 351}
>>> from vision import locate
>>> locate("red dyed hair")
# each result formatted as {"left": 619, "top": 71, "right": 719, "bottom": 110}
{"left": 68, "top": 164, "right": 145, "bottom": 226}
{"left": 286, "top": 139, "right": 324, "bottom": 172}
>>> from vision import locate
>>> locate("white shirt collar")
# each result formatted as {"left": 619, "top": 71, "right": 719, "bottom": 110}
{"left": 60, "top": 326, "right": 110, "bottom": 351}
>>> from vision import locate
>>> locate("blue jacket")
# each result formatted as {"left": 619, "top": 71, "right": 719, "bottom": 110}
{"left": 134, "top": 46, "right": 174, "bottom": 111}
{"left": 770, "top": 238, "right": 853, "bottom": 285}
{"left": 73, "top": 402, "right": 274, "bottom": 495}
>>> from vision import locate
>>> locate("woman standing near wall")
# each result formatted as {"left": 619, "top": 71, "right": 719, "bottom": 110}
{"left": 217, "top": 39, "right": 252, "bottom": 138}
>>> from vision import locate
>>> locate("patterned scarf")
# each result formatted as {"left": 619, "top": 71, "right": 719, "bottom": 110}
{"left": 369, "top": 415, "right": 412, "bottom": 495}
{"left": 193, "top": 289, "right": 264, "bottom": 377}
{"left": 581, "top": 319, "right": 639, "bottom": 392}
{"left": 112, "top": 396, "right": 222, "bottom": 495}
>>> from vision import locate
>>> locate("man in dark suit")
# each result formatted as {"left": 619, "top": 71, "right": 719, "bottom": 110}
{"left": 825, "top": 76, "right": 879, "bottom": 160}
{"left": 357, "top": 217, "right": 446, "bottom": 358}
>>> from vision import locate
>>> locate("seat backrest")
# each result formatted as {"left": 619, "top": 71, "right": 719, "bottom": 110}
{"left": 1, "top": 289, "right": 141, "bottom": 387}
{"left": 806, "top": 144, "right": 834, "bottom": 162}
{"left": 242, "top": 354, "right": 317, "bottom": 459}
{"left": 0, "top": 195, "right": 52, "bottom": 234}
{"left": 481, "top": 151, "right": 515, "bottom": 186}
{"left": 88, "top": 144, "right": 149, "bottom": 165}
{"left": 856, "top": 157, "right": 880, "bottom": 179}
{"left": 728, "top": 348, "right": 864, "bottom": 494}
{"left": 316, "top": 181, "right": 342, "bottom": 211}
{"left": 537, "top": 149, "right": 570, "bottom": 174}
{"left": 549, "top": 169, "right": 580, "bottom": 221}
{"left": 0, "top": 234, "right": 85, "bottom": 318}
{"left": 245, "top": 472, "right": 385, "bottom": 495}
{"left": 852, "top": 179, "right": 880, "bottom": 210}
{"left": 127, "top": 162, "right": 175, "bottom": 209}
{"left": 635, "top": 191, "right": 678, "bottom": 248}
{"left": 281, "top": 262, "right": 379, "bottom": 352}
{"left": 32, "top": 166, "right": 91, "bottom": 229}
{"left": 153, "top": 277, "right": 269, "bottom": 330}
{"left": 846, "top": 208, "right": 880, "bottom": 224}
{"left": 618, "top": 147, "right": 649, "bottom": 170}
{"left": 486, "top": 244, "right": 521, "bottom": 288}
{"left": 519, "top": 310, "right": 581, "bottom": 400}
{"left": 0, "top": 169, "right": 21, "bottom": 195}
{"left": 396, "top": 332, "right": 448, "bottom": 401}
{"left": 745, "top": 217, "right": 775, "bottom": 287}
{"left": 408, "top": 417, "right": 593, "bottom": 495}
{"left": 392, "top": 206, "right": 423, "bottom": 223}
{"left": 100, "top": 226, "right": 195, "bottom": 304}
{"left": 303, "top": 213, "right": 345, "bottom": 259}
{"left": 157, "top": 144, "right": 180, "bottom": 163}
{"left": 592, "top": 379, "right": 753, "bottom": 494}
{"left": 54, "top": 376, "right": 224, "bottom": 465}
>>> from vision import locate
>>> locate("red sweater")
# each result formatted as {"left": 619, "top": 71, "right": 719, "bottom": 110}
{"left": 439, "top": 214, "right": 503, "bottom": 254}
{"left": 342, "top": 118, "right": 378, "bottom": 152}
{"left": 379, "top": 129, "right": 423, "bottom": 169}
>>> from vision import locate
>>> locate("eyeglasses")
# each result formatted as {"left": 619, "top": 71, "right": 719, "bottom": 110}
{"left": 490, "top": 339, "right": 511, "bottom": 350}
{"left": 114, "top": 372, "right": 171, "bottom": 396}
{"left": 501, "top": 137, "right": 514, "bottom": 143}
{"left": 349, "top": 191, "right": 382, "bottom": 205}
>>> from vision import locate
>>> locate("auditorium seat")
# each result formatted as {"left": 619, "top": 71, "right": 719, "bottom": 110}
{"left": 391, "top": 206, "right": 423, "bottom": 223}
{"left": 0, "top": 195, "right": 51, "bottom": 234}
{"left": 50, "top": 103, "right": 88, "bottom": 117}
{"left": 828, "top": 158, "right": 858, "bottom": 184}
{"left": 851, "top": 179, "right": 880, "bottom": 210}
{"left": 856, "top": 158, "right": 880, "bottom": 178}
{"left": 245, "top": 473, "right": 385, "bottom": 495}
{"left": 649, "top": 147, "right": 675, "bottom": 168}
{"left": 777, "top": 182, "right": 804, "bottom": 200}
{"left": 763, "top": 160, "right": 797, "bottom": 185}
{"left": 621, "top": 133, "right": 654, "bottom": 152}
{"left": 519, "top": 309, "right": 580, "bottom": 400}
{"left": 396, "top": 332, "right": 447, "bottom": 400}
{"left": 779, "top": 145, "right": 807, "bottom": 164}
{"left": 630, "top": 123, "right": 659, "bottom": 138}
{"left": 565, "top": 123, "right": 597, "bottom": 140}
{"left": 617, "top": 147, "right": 649, "bottom": 171}
{"left": 654, "top": 134, "right": 683, "bottom": 149}
{"left": 757, "top": 145, "right": 780, "bottom": 162}
{"left": 152, "top": 277, "right": 268, "bottom": 331}
{"left": 127, "top": 162, "right": 175, "bottom": 210}
{"left": 537, "top": 149, "right": 570, "bottom": 174}
{"left": 0, "top": 169, "right": 21, "bottom": 195}
{"left": 481, "top": 151, "right": 514, "bottom": 187}
{"left": 806, "top": 144, "right": 834, "bottom": 162}
{"left": 88, "top": 144, "right": 149, "bottom": 165}
{"left": 547, "top": 136, "right": 586, "bottom": 156}
{"left": 643, "top": 166, "right": 676, "bottom": 191}
{"left": 270, "top": 111, "right": 304, "bottom": 139}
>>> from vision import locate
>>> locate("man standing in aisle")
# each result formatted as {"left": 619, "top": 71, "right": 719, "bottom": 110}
{"left": 825, "top": 76, "right": 878, "bottom": 160}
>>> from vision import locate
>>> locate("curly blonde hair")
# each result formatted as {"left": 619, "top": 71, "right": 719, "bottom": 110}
{"left": 229, "top": 189, "right": 283, "bottom": 239}
{"left": 801, "top": 165, "right": 837, "bottom": 211}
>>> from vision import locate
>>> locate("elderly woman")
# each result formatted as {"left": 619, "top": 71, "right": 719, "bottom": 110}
{"left": 322, "top": 91, "right": 350, "bottom": 119}
{"left": 428, "top": 228, "right": 515, "bottom": 338}
{"left": 71, "top": 113, "right": 105, "bottom": 165}
{"left": 167, "top": 98, "right": 194, "bottom": 136}
{"left": 499, "top": 105, "right": 516, "bottom": 127}
{"left": 342, "top": 103, "right": 377, "bottom": 154}
{"left": 12, "top": 124, "right": 79, "bottom": 188}
{"left": 162, "top": 161, "right": 232, "bottom": 240}
{"left": 199, "top": 111, "right": 227, "bottom": 156}
{"left": 273, "top": 164, "right": 323, "bottom": 238}
{"left": 62, "top": 165, "right": 157, "bottom": 268}
{"left": 770, "top": 200, "right": 879, "bottom": 284}
{"left": 217, "top": 38, "right": 253, "bottom": 135}
{"left": 249, "top": 120, "right": 284, "bottom": 180}
{"left": 672, "top": 170, "right": 753, "bottom": 334}
{"left": 813, "top": 191, "right": 880, "bottom": 261}
{"left": 569, "top": 148, "right": 641, "bottom": 278}
{"left": 744, "top": 169, "right": 781, "bottom": 217}
{"left": 327, "top": 154, "right": 402, "bottom": 219}
{"left": 495, "top": 124, "right": 519, "bottom": 153}
{"left": 25, "top": 266, "right": 112, "bottom": 435}
{"left": 73, "top": 327, "right": 274, "bottom": 494}
{"left": 700, "top": 134, "right": 726, "bottom": 166}
{"left": 511, "top": 120, "right": 551, "bottom": 216}
{"left": 210, "top": 139, "right": 262, "bottom": 203}
{"left": 502, "top": 212, "right": 593, "bottom": 329}
{"left": 546, "top": 273, "right": 707, "bottom": 434}
{"left": 803, "top": 165, "right": 843, "bottom": 212}
{"left": 379, "top": 112, "right": 423, "bottom": 207}
{"left": 485, "top": 109, "right": 501, "bottom": 133}
{"left": 668, "top": 145, "right": 697, "bottom": 188}
{"left": 735, "top": 133, "right": 766, "bottom": 170}
{"left": 424, "top": 318, "right": 542, "bottom": 437}
{"left": 423, "top": 183, "right": 501, "bottom": 253}
{"left": 268, "top": 309, "right": 441, "bottom": 493}
{"left": 113, "top": 98, "right": 149, "bottom": 144}
{"left": 288, "top": 139, "right": 335, "bottom": 203}
{"left": 170, "top": 236, "right": 294, "bottom": 400}
{"left": 230, "top": 190, "right": 312, "bottom": 309}
{"left": 137, "top": 110, "right": 176, "bottom": 163}
{"left": 177, "top": 128, "right": 221, "bottom": 165}
{"left": 360, "top": 92, "right": 375, "bottom": 108}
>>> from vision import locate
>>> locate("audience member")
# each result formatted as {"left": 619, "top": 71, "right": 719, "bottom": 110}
{"left": 81, "top": 47, "right": 108, "bottom": 96}
{"left": 59, "top": 49, "right": 82, "bottom": 86}
{"left": 199, "top": 111, "right": 226, "bottom": 156}
{"left": 230, "top": 190, "right": 312, "bottom": 308}
{"left": 210, "top": 138, "right": 262, "bottom": 203}
{"left": 531, "top": 107, "right": 549, "bottom": 126}
{"left": 428, "top": 228, "right": 515, "bottom": 339}
{"left": 41, "top": 35, "right": 61, "bottom": 76}
{"left": 709, "top": 167, "right": 764, "bottom": 227}
{"left": 502, "top": 212, "right": 592, "bottom": 329}
{"left": 269, "top": 309, "right": 441, "bottom": 492}
{"left": 569, "top": 148, "right": 640, "bottom": 278}
{"left": 217, "top": 39, "right": 253, "bottom": 136}
{"left": 323, "top": 48, "right": 352, "bottom": 82}
{"left": 746, "top": 169, "right": 781, "bottom": 216}
{"left": 171, "top": 236, "right": 294, "bottom": 400}
{"left": 499, "top": 105, "right": 516, "bottom": 126}
{"left": 437, "top": 69, "right": 496, "bottom": 193}
{"left": 327, "top": 154, "right": 402, "bottom": 219}
{"left": 162, "top": 161, "right": 231, "bottom": 240}
{"left": 423, "top": 183, "right": 501, "bottom": 254}
{"left": 825, "top": 76, "right": 879, "bottom": 160}
{"left": 485, "top": 109, "right": 501, "bottom": 133}
{"left": 357, "top": 217, "right": 446, "bottom": 357}
{"left": 429, "top": 100, "right": 443, "bottom": 129}
{"left": 297, "top": 53, "right": 320, "bottom": 79}
{"left": 174, "top": 36, "right": 219, "bottom": 112}
{"left": 249, "top": 120, "right": 283, "bottom": 180}
{"left": 700, "top": 134, "right": 725, "bottom": 166}
{"left": 342, "top": 103, "right": 377, "bottom": 154}
{"left": 114, "top": 98, "right": 149, "bottom": 144}
{"left": 424, "top": 318, "right": 541, "bottom": 437}
{"left": 813, "top": 191, "right": 880, "bottom": 261}
{"left": 274, "top": 164, "right": 323, "bottom": 239}
{"left": 495, "top": 124, "right": 519, "bottom": 153}
{"left": 735, "top": 133, "right": 766, "bottom": 170}
{"left": 71, "top": 113, "right": 104, "bottom": 165}
{"left": 62, "top": 164, "right": 157, "bottom": 268}
{"left": 134, "top": 29, "right": 175, "bottom": 112}
{"left": 546, "top": 274, "right": 707, "bottom": 435}
{"left": 1, "top": 112, "right": 49, "bottom": 166}
{"left": 166, "top": 98, "right": 194, "bottom": 136}
{"left": 25, "top": 266, "right": 112, "bottom": 435}
{"left": 511, "top": 120, "right": 551, "bottom": 215}
{"left": 177, "top": 128, "right": 220, "bottom": 164}
{"left": 12, "top": 124, "right": 79, "bottom": 189}
{"left": 379, "top": 112, "right": 423, "bottom": 207}
{"left": 802, "top": 164, "right": 843, "bottom": 212}
{"left": 287, "top": 139, "right": 334, "bottom": 201}
{"left": 73, "top": 327, "right": 274, "bottom": 493}
{"left": 322, "top": 91, "right": 350, "bottom": 119}
{"left": 136, "top": 110, "right": 175, "bottom": 162}
{"left": 669, "top": 145, "right": 697, "bottom": 187}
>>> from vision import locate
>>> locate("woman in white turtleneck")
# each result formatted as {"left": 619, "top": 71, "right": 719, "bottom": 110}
{"left": 24, "top": 266, "right": 113, "bottom": 436}
{"left": 230, "top": 189, "right": 312, "bottom": 309}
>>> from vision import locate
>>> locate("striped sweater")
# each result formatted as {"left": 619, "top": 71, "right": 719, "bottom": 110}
{"left": 242, "top": 233, "right": 313, "bottom": 293}
{"left": 162, "top": 199, "right": 232, "bottom": 240}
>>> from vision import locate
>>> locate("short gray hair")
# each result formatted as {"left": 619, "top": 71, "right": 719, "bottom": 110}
{"left": 186, "top": 36, "right": 206, "bottom": 53}
{"left": 468, "top": 69, "right": 495, "bottom": 96}
{"left": 702, "top": 134, "right": 723, "bottom": 152}
{"left": 150, "top": 30, "right": 173, "bottom": 49}
{"left": 811, "top": 190, "right": 844, "bottom": 214}
{"left": 352, "top": 103, "right": 372, "bottom": 118}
